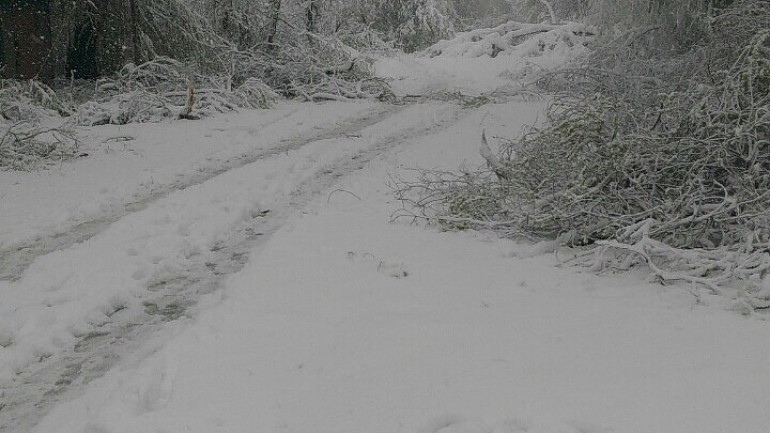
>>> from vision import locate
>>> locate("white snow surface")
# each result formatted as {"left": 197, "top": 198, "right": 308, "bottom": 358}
{"left": 25, "top": 101, "right": 770, "bottom": 433}
{"left": 2, "top": 20, "right": 770, "bottom": 433}
{"left": 375, "top": 21, "right": 592, "bottom": 96}
{"left": 0, "top": 101, "right": 447, "bottom": 384}
{"left": 0, "top": 102, "right": 381, "bottom": 250}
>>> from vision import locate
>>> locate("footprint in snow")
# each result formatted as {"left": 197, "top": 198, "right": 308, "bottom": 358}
{"left": 346, "top": 251, "right": 409, "bottom": 279}
{"left": 133, "top": 355, "right": 178, "bottom": 413}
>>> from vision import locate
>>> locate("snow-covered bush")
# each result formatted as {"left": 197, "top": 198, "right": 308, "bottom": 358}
{"left": 0, "top": 80, "right": 73, "bottom": 121}
{"left": 400, "top": 2, "right": 770, "bottom": 306}
{"left": 333, "top": 0, "right": 458, "bottom": 52}
{"left": 72, "top": 57, "right": 279, "bottom": 126}
{"left": 337, "top": 22, "right": 395, "bottom": 54}
{"left": 0, "top": 121, "right": 79, "bottom": 170}
{"left": 0, "top": 80, "right": 77, "bottom": 170}
{"left": 398, "top": 0, "right": 458, "bottom": 52}
{"left": 424, "top": 20, "right": 595, "bottom": 59}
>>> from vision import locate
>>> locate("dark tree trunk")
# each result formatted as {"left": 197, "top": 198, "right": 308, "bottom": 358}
{"left": 266, "top": 0, "right": 281, "bottom": 52}
{"left": 217, "top": 0, "right": 234, "bottom": 34}
{"left": 0, "top": 21, "right": 4, "bottom": 72}
{"left": 66, "top": 22, "right": 98, "bottom": 78}
{"left": 306, "top": 0, "right": 319, "bottom": 34}
{"left": 96, "top": 0, "right": 139, "bottom": 73}
{"left": 306, "top": 0, "right": 319, "bottom": 45}
{"left": 127, "top": 0, "right": 141, "bottom": 65}
{"left": 0, "top": 0, "right": 53, "bottom": 79}
{"left": 64, "top": 0, "right": 139, "bottom": 78}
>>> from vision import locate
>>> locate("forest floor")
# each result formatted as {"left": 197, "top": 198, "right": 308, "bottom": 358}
{"left": 2, "top": 27, "right": 770, "bottom": 433}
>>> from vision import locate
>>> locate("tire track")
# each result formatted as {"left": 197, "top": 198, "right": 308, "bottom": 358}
{"left": 0, "top": 102, "right": 471, "bottom": 433}
{"left": 0, "top": 104, "right": 402, "bottom": 282}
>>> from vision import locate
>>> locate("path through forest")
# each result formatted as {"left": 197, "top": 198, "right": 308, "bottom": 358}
{"left": 0, "top": 100, "right": 472, "bottom": 432}
{"left": 2, "top": 27, "right": 770, "bottom": 433}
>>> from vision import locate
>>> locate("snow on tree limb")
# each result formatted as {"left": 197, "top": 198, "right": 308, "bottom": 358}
{"left": 479, "top": 131, "right": 509, "bottom": 181}
{"left": 424, "top": 20, "right": 595, "bottom": 58}
{"left": 537, "top": 0, "right": 558, "bottom": 24}
{"left": 399, "top": 4, "right": 770, "bottom": 309}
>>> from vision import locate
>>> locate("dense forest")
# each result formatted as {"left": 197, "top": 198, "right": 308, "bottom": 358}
{"left": 1, "top": 1, "right": 744, "bottom": 81}
{"left": 0, "top": 0, "right": 472, "bottom": 129}
{"left": 0, "top": 0, "right": 464, "bottom": 81}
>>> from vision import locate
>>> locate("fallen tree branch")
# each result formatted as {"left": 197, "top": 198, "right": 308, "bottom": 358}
{"left": 479, "top": 131, "right": 509, "bottom": 181}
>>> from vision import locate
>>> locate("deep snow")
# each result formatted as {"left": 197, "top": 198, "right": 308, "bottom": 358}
{"left": 2, "top": 22, "right": 769, "bottom": 433}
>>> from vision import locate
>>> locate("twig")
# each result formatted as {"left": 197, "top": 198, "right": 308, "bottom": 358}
{"left": 328, "top": 189, "right": 362, "bottom": 202}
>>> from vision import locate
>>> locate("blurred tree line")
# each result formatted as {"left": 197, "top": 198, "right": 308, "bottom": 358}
{"left": 0, "top": 0, "right": 457, "bottom": 80}
{"left": 0, "top": 0, "right": 745, "bottom": 80}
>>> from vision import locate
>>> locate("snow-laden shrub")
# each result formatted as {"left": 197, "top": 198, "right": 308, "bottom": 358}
{"left": 709, "top": 0, "right": 770, "bottom": 71}
{"left": 424, "top": 20, "right": 595, "bottom": 59}
{"left": 337, "top": 22, "right": 396, "bottom": 54}
{"left": 399, "top": 7, "right": 770, "bottom": 307}
{"left": 333, "top": 0, "right": 458, "bottom": 53}
{"left": 0, "top": 80, "right": 73, "bottom": 121}
{"left": 74, "top": 57, "right": 278, "bottom": 126}
{"left": 0, "top": 80, "right": 78, "bottom": 170}
{"left": 0, "top": 121, "right": 79, "bottom": 170}
{"left": 258, "top": 32, "right": 378, "bottom": 100}
{"left": 398, "top": 0, "right": 457, "bottom": 52}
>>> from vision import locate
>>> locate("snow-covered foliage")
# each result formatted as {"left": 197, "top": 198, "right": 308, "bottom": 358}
{"left": 331, "top": 0, "right": 459, "bottom": 52}
{"left": 0, "top": 121, "right": 78, "bottom": 171}
{"left": 0, "top": 57, "right": 279, "bottom": 166}
{"left": 0, "top": 81, "right": 78, "bottom": 170}
{"left": 399, "top": 0, "right": 458, "bottom": 52}
{"left": 400, "top": 2, "right": 770, "bottom": 306}
{"left": 375, "top": 20, "right": 593, "bottom": 97}
{"left": 424, "top": 20, "right": 595, "bottom": 59}
{"left": 136, "top": 0, "right": 380, "bottom": 100}
{"left": 74, "top": 58, "right": 278, "bottom": 126}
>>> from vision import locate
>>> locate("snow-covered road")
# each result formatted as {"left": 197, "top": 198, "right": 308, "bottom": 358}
{"left": 0, "top": 100, "right": 473, "bottom": 431}
{"left": 3, "top": 26, "right": 770, "bottom": 433}
{"left": 0, "top": 102, "right": 399, "bottom": 278}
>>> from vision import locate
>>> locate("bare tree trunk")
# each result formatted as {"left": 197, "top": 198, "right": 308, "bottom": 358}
{"left": 127, "top": 0, "right": 141, "bottom": 64}
{"left": 306, "top": 0, "right": 320, "bottom": 45}
{"left": 212, "top": 0, "right": 235, "bottom": 34}
{"left": 266, "top": 0, "right": 282, "bottom": 52}
{"left": 0, "top": 18, "right": 5, "bottom": 73}
{"left": 537, "top": 0, "right": 558, "bottom": 24}
{"left": 97, "top": 0, "right": 139, "bottom": 73}
{"left": 306, "top": 0, "right": 319, "bottom": 33}
{"left": 0, "top": 0, "right": 53, "bottom": 79}
{"left": 63, "top": 0, "right": 137, "bottom": 78}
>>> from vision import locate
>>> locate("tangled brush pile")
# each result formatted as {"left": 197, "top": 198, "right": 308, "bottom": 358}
{"left": 0, "top": 81, "right": 78, "bottom": 170}
{"left": 397, "top": 11, "right": 770, "bottom": 309}
{"left": 75, "top": 57, "right": 279, "bottom": 126}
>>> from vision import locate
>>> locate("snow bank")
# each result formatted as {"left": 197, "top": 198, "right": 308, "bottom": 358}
{"left": 374, "top": 21, "right": 594, "bottom": 96}
{"left": 29, "top": 102, "right": 770, "bottom": 433}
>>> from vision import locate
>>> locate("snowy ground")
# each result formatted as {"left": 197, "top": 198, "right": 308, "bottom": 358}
{"left": 2, "top": 23, "right": 770, "bottom": 433}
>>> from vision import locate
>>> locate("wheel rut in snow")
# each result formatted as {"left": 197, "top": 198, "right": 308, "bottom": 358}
{"left": 0, "top": 104, "right": 402, "bottom": 283}
{"left": 0, "top": 102, "right": 470, "bottom": 433}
